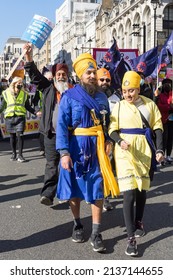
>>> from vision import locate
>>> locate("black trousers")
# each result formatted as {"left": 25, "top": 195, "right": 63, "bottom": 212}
{"left": 10, "top": 131, "right": 24, "bottom": 156}
{"left": 41, "top": 133, "right": 60, "bottom": 200}
{"left": 39, "top": 133, "right": 45, "bottom": 151}
{"left": 167, "top": 121, "right": 173, "bottom": 156}
{"left": 163, "top": 122, "right": 173, "bottom": 157}
{"left": 123, "top": 189, "right": 146, "bottom": 238}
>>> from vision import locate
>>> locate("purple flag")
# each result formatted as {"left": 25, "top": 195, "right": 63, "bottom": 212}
{"left": 99, "top": 38, "right": 121, "bottom": 74}
{"left": 157, "top": 46, "right": 170, "bottom": 73}
{"left": 166, "top": 31, "right": 173, "bottom": 55}
{"left": 130, "top": 47, "right": 158, "bottom": 77}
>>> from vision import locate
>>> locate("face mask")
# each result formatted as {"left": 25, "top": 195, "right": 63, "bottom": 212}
{"left": 1, "top": 82, "right": 7, "bottom": 87}
{"left": 17, "top": 84, "right": 22, "bottom": 90}
{"left": 140, "top": 79, "right": 145, "bottom": 86}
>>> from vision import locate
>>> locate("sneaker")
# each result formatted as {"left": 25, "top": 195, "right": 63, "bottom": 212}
{"left": 72, "top": 225, "right": 84, "bottom": 243}
{"left": 103, "top": 198, "right": 113, "bottom": 211}
{"left": 17, "top": 155, "right": 26, "bottom": 162}
{"left": 161, "top": 161, "right": 166, "bottom": 166}
{"left": 135, "top": 221, "right": 145, "bottom": 237}
{"left": 10, "top": 153, "right": 17, "bottom": 161}
{"left": 90, "top": 233, "right": 106, "bottom": 252}
{"left": 125, "top": 237, "right": 138, "bottom": 256}
{"left": 40, "top": 196, "right": 53, "bottom": 206}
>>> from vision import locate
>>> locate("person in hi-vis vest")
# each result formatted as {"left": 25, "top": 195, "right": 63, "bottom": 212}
{"left": 0, "top": 76, "right": 39, "bottom": 162}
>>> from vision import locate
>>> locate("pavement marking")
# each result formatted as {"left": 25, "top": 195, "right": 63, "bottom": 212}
{"left": 10, "top": 205, "right": 22, "bottom": 209}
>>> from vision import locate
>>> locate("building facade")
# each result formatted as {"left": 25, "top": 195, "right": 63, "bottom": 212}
{"left": 0, "top": 37, "right": 26, "bottom": 80}
{"left": 32, "top": 37, "right": 51, "bottom": 72}
{"left": 51, "top": 0, "right": 100, "bottom": 72}
{"left": 96, "top": 0, "right": 173, "bottom": 53}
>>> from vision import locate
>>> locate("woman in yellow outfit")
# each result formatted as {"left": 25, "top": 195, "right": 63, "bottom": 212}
{"left": 108, "top": 71, "right": 164, "bottom": 256}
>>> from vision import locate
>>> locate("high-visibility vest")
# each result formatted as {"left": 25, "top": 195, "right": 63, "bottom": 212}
{"left": 2, "top": 89, "right": 27, "bottom": 118}
{"left": 38, "top": 91, "right": 43, "bottom": 110}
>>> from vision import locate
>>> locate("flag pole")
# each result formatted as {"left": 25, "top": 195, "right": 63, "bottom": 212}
{"left": 6, "top": 49, "right": 27, "bottom": 81}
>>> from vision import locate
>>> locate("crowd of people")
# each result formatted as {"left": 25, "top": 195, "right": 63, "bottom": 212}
{"left": 0, "top": 42, "right": 173, "bottom": 257}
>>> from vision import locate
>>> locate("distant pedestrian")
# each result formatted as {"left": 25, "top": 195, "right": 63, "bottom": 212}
{"left": 0, "top": 76, "right": 38, "bottom": 162}
{"left": 137, "top": 71, "right": 153, "bottom": 100}
{"left": 154, "top": 78, "right": 173, "bottom": 164}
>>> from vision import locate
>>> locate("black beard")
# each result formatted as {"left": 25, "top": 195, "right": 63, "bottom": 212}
{"left": 81, "top": 82, "right": 98, "bottom": 96}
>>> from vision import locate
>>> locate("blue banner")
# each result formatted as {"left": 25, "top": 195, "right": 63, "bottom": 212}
{"left": 21, "top": 15, "right": 54, "bottom": 49}
{"left": 130, "top": 47, "right": 158, "bottom": 77}
{"left": 166, "top": 31, "right": 173, "bottom": 55}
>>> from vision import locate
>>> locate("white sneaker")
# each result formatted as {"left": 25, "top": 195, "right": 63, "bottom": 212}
{"left": 17, "top": 155, "right": 26, "bottom": 163}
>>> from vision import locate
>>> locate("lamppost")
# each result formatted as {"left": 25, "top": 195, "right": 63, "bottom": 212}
{"left": 3, "top": 51, "right": 6, "bottom": 78}
{"left": 132, "top": 23, "right": 146, "bottom": 53}
{"left": 151, "top": 0, "right": 161, "bottom": 47}
{"left": 87, "top": 38, "right": 92, "bottom": 54}
{"left": 74, "top": 46, "right": 79, "bottom": 58}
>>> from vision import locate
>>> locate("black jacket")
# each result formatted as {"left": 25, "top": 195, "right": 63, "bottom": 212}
{"left": 24, "top": 61, "right": 56, "bottom": 137}
{"left": 140, "top": 84, "right": 153, "bottom": 100}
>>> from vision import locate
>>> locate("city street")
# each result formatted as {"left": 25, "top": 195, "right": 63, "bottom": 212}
{"left": 0, "top": 136, "right": 173, "bottom": 260}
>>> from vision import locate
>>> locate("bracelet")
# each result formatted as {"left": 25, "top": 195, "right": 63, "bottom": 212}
{"left": 156, "top": 150, "right": 164, "bottom": 155}
{"left": 60, "top": 153, "right": 70, "bottom": 158}
{"left": 117, "top": 139, "right": 123, "bottom": 145}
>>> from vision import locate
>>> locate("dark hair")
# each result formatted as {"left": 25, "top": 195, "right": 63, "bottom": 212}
{"left": 162, "top": 78, "right": 172, "bottom": 85}
{"left": 136, "top": 71, "right": 145, "bottom": 78}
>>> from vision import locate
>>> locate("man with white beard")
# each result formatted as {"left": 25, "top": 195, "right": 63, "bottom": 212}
{"left": 23, "top": 43, "right": 73, "bottom": 206}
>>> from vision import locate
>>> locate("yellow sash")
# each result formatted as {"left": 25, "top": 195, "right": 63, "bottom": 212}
{"left": 72, "top": 125, "right": 120, "bottom": 197}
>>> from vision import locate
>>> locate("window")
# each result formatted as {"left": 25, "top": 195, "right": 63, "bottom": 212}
{"left": 163, "top": 5, "right": 173, "bottom": 37}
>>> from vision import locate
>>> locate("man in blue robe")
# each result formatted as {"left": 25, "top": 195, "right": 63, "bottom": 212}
{"left": 56, "top": 53, "right": 118, "bottom": 252}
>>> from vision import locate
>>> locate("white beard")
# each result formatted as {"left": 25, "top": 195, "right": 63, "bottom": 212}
{"left": 55, "top": 81, "right": 68, "bottom": 94}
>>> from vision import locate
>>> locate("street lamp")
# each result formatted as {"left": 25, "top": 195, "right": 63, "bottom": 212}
{"left": 74, "top": 46, "right": 79, "bottom": 58}
{"left": 151, "top": 0, "right": 161, "bottom": 47}
{"left": 132, "top": 23, "right": 146, "bottom": 53}
{"left": 87, "top": 38, "right": 92, "bottom": 54}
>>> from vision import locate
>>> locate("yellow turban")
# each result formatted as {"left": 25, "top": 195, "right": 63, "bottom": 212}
{"left": 122, "top": 71, "right": 141, "bottom": 89}
{"left": 73, "top": 53, "right": 97, "bottom": 78}
{"left": 97, "top": 68, "right": 111, "bottom": 80}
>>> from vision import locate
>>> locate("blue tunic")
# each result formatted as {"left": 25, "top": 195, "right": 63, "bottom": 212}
{"left": 56, "top": 85, "right": 110, "bottom": 204}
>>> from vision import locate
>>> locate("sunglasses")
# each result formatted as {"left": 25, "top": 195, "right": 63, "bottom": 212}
{"left": 99, "top": 78, "right": 111, "bottom": 83}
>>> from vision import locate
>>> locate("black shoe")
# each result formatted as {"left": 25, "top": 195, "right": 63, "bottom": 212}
{"left": 166, "top": 156, "right": 173, "bottom": 164}
{"left": 10, "top": 153, "right": 17, "bottom": 161}
{"left": 135, "top": 221, "right": 145, "bottom": 237}
{"left": 40, "top": 196, "right": 53, "bottom": 206}
{"left": 17, "top": 155, "right": 26, "bottom": 163}
{"left": 72, "top": 225, "right": 84, "bottom": 243}
{"left": 125, "top": 237, "right": 138, "bottom": 256}
{"left": 90, "top": 233, "right": 106, "bottom": 252}
{"left": 103, "top": 198, "right": 113, "bottom": 211}
{"left": 161, "top": 161, "right": 166, "bottom": 166}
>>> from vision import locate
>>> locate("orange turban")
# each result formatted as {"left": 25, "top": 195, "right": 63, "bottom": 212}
{"left": 97, "top": 68, "right": 111, "bottom": 80}
{"left": 73, "top": 53, "right": 97, "bottom": 78}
